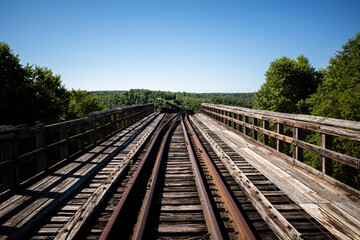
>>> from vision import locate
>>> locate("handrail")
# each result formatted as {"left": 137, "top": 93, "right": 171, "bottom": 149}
{"left": 201, "top": 103, "right": 360, "bottom": 191}
{"left": 0, "top": 104, "right": 154, "bottom": 195}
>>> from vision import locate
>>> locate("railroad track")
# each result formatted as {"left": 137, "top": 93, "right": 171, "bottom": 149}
{"left": 0, "top": 113, "right": 161, "bottom": 239}
{"left": 1, "top": 112, "right": 339, "bottom": 240}
{"left": 94, "top": 112, "right": 257, "bottom": 240}
{"left": 190, "top": 115, "right": 337, "bottom": 240}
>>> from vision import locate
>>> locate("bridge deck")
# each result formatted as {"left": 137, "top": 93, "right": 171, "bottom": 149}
{"left": 195, "top": 113, "right": 360, "bottom": 240}
{"left": 0, "top": 114, "right": 158, "bottom": 239}
{"left": 1, "top": 112, "right": 359, "bottom": 239}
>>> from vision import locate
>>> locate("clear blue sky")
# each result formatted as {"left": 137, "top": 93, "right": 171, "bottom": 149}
{"left": 1, "top": 0, "right": 359, "bottom": 93}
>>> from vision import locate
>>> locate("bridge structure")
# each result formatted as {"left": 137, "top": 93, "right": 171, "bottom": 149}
{"left": 0, "top": 103, "right": 359, "bottom": 239}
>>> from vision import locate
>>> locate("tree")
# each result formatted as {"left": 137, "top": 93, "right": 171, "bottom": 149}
{"left": 254, "top": 55, "right": 321, "bottom": 113}
{"left": 307, "top": 33, "right": 360, "bottom": 121}
{"left": 306, "top": 33, "right": 360, "bottom": 186}
{"left": 1, "top": 42, "right": 105, "bottom": 125}
{"left": 66, "top": 90, "right": 105, "bottom": 119}
{"left": 0, "top": 42, "right": 33, "bottom": 125}
{"left": 26, "top": 65, "right": 70, "bottom": 123}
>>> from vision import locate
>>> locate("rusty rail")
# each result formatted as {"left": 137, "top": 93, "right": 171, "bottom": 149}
{"left": 181, "top": 116, "right": 223, "bottom": 240}
{"left": 99, "top": 112, "right": 183, "bottom": 240}
{"left": 132, "top": 112, "right": 184, "bottom": 239}
{"left": 185, "top": 114, "right": 256, "bottom": 240}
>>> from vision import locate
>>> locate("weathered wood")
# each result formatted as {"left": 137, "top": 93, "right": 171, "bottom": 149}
{"left": 202, "top": 107, "right": 360, "bottom": 170}
{"left": 190, "top": 116, "right": 303, "bottom": 240}
{"left": 321, "top": 134, "right": 333, "bottom": 174}
{"left": 202, "top": 103, "right": 360, "bottom": 130}
{"left": 0, "top": 113, "right": 157, "bottom": 239}
{"left": 0, "top": 104, "right": 154, "bottom": 194}
{"left": 196, "top": 113, "right": 360, "bottom": 240}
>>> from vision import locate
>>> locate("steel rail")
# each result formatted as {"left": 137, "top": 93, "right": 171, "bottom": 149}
{"left": 131, "top": 112, "right": 184, "bottom": 240}
{"left": 99, "top": 112, "right": 184, "bottom": 240}
{"left": 184, "top": 115, "right": 256, "bottom": 240}
{"left": 180, "top": 116, "right": 223, "bottom": 240}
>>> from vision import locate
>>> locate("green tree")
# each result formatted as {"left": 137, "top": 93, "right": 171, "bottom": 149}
{"left": 307, "top": 33, "right": 360, "bottom": 121}
{"left": 0, "top": 42, "right": 33, "bottom": 124}
{"left": 254, "top": 55, "right": 321, "bottom": 113}
{"left": 66, "top": 90, "right": 105, "bottom": 119}
{"left": 307, "top": 33, "right": 360, "bottom": 186}
{"left": 26, "top": 65, "right": 70, "bottom": 123}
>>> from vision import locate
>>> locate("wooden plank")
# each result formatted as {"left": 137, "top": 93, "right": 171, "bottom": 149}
{"left": 157, "top": 223, "right": 207, "bottom": 233}
{"left": 53, "top": 113, "right": 163, "bottom": 240}
{"left": 300, "top": 203, "right": 360, "bottom": 240}
{"left": 160, "top": 204, "right": 203, "bottom": 211}
{"left": 0, "top": 113, "right": 157, "bottom": 239}
{"left": 202, "top": 103, "right": 360, "bottom": 130}
{"left": 197, "top": 113, "right": 360, "bottom": 240}
{"left": 190, "top": 115, "right": 303, "bottom": 240}
{"left": 204, "top": 109, "right": 360, "bottom": 169}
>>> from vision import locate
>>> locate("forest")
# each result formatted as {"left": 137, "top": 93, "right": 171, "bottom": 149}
{"left": 88, "top": 90, "right": 254, "bottom": 113}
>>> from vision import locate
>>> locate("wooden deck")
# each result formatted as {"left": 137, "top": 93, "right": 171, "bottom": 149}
{"left": 0, "top": 113, "right": 159, "bottom": 239}
{"left": 195, "top": 113, "right": 360, "bottom": 240}
{"left": 0, "top": 106, "right": 359, "bottom": 239}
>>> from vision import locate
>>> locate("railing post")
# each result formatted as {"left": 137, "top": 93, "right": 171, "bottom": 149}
{"left": 253, "top": 118, "right": 258, "bottom": 141}
{"left": 321, "top": 134, "right": 333, "bottom": 175}
{"left": 234, "top": 113, "right": 238, "bottom": 130}
{"left": 36, "top": 127, "right": 47, "bottom": 172}
{"left": 1, "top": 134, "right": 19, "bottom": 190}
{"left": 276, "top": 123, "right": 283, "bottom": 153}
{"left": 60, "top": 125, "right": 69, "bottom": 161}
{"left": 244, "top": 116, "right": 249, "bottom": 136}
{"left": 263, "top": 120, "right": 269, "bottom": 145}
{"left": 293, "top": 127, "right": 303, "bottom": 161}
{"left": 76, "top": 122, "right": 84, "bottom": 152}
{"left": 92, "top": 118, "right": 97, "bottom": 144}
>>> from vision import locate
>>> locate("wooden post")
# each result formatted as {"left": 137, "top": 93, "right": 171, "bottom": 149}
{"left": 76, "top": 122, "right": 84, "bottom": 152}
{"left": 60, "top": 126, "right": 69, "bottom": 161}
{"left": 253, "top": 118, "right": 258, "bottom": 141}
{"left": 263, "top": 120, "right": 269, "bottom": 145}
{"left": 244, "top": 116, "right": 249, "bottom": 136}
{"left": 36, "top": 128, "right": 47, "bottom": 172}
{"left": 293, "top": 127, "right": 303, "bottom": 161}
{"left": 92, "top": 118, "right": 97, "bottom": 144}
{"left": 234, "top": 113, "right": 238, "bottom": 130}
{"left": 321, "top": 134, "right": 333, "bottom": 175}
{"left": 276, "top": 123, "right": 283, "bottom": 153}
{"left": 1, "top": 135, "right": 18, "bottom": 190}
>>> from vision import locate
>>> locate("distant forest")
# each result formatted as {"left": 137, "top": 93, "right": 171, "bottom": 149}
{"left": 88, "top": 90, "right": 254, "bottom": 113}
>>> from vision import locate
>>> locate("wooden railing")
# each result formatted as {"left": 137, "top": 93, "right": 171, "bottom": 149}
{"left": 201, "top": 103, "right": 360, "bottom": 190}
{"left": 0, "top": 104, "right": 154, "bottom": 194}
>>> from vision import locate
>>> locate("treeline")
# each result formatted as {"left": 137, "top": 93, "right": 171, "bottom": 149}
{"left": 253, "top": 33, "right": 360, "bottom": 187}
{"left": 88, "top": 90, "right": 254, "bottom": 113}
{"left": 0, "top": 42, "right": 104, "bottom": 126}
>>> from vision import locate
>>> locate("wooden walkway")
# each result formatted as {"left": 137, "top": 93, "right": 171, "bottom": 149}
{"left": 0, "top": 113, "right": 159, "bottom": 239}
{"left": 195, "top": 113, "right": 360, "bottom": 240}
{"left": 0, "top": 105, "right": 359, "bottom": 239}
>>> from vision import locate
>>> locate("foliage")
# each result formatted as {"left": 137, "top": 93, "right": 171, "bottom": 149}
{"left": 307, "top": 33, "right": 360, "bottom": 121}
{"left": 0, "top": 42, "right": 32, "bottom": 124}
{"left": 0, "top": 42, "right": 104, "bottom": 125}
{"left": 88, "top": 90, "right": 254, "bottom": 113}
{"left": 307, "top": 33, "right": 360, "bottom": 186}
{"left": 66, "top": 90, "right": 105, "bottom": 119}
{"left": 26, "top": 65, "right": 70, "bottom": 123}
{"left": 254, "top": 55, "right": 322, "bottom": 114}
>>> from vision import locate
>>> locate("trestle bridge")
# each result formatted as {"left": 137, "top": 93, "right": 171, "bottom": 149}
{"left": 0, "top": 103, "right": 359, "bottom": 239}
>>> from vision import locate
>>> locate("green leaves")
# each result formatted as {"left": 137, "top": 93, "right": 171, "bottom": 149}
{"left": 0, "top": 42, "right": 104, "bottom": 125}
{"left": 254, "top": 55, "right": 321, "bottom": 114}
{"left": 308, "top": 33, "right": 360, "bottom": 121}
